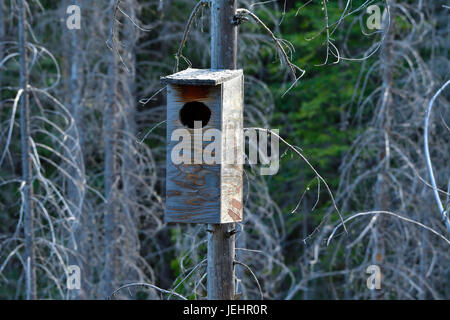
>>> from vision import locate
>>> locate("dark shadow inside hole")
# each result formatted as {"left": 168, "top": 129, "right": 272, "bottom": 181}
{"left": 179, "top": 101, "right": 211, "bottom": 128}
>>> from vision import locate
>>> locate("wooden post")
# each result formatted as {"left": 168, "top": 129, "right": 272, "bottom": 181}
{"left": 208, "top": 0, "right": 238, "bottom": 300}
{"left": 211, "top": 0, "right": 237, "bottom": 70}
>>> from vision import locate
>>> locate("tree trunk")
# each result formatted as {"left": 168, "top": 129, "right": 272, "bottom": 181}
{"left": 120, "top": 0, "right": 140, "bottom": 287}
{"left": 207, "top": 0, "right": 238, "bottom": 300}
{"left": 18, "top": 0, "right": 37, "bottom": 300}
{"left": 372, "top": 0, "right": 394, "bottom": 300}
{"left": 64, "top": 0, "right": 87, "bottom": 299}
{"left": 103, "top": 0, "right": 119, "bottom": 297}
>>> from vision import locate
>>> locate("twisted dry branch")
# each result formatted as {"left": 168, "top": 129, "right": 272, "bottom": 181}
{"left": 108, "top": 282, "right": 187, "bottom": 300}
{"left": 236, "top": 8, "right": 298, "bottom": 80}
{"left": 236, "top": 8, "right": 305, "bottom": 96}
{"left": 424, "top": 80, "right": 450, "bottom": 233}
{"left": 174, "top": 0, "right": 209, "bottom": 72}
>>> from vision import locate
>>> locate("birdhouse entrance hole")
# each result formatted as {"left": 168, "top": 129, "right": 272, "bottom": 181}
{"left": 179, "top": 101, "right": 211, "bottom": 129}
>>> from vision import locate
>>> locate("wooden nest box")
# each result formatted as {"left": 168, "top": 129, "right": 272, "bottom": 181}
{"left": 161, "top": 68, "right": 244, "bottom": 224}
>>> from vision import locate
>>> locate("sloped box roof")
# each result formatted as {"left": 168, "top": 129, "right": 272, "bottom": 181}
{"left": 161, "top": 68, "right": 243, "bottom": 86}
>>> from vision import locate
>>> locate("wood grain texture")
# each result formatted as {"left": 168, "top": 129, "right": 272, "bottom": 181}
{"left": 220, "top": 75, "right": 243, "bottom": 223}
{"left": 166, "top": 83, "right": 221, "bottom": 223}
{"left": 165, "top": 73, "right": 244, "bottom": 224}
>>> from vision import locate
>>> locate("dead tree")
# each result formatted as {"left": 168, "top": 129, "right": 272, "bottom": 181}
{"left": 17, "top": 0, "right": 37, "bottom": 300}
{"left": 207, "top": 0, "right": 238, "bottom": 300}
{"left": 61, "top": 0, "right": 88, "bottom": 299}
{"left": 370, "top": 0, "right": 394, "bottom": 300}
{"left": 103, "top": 0, "right": 120, "bottom": 297}
{"left": 322, "top": 0, "right": 450, "bottom": 299}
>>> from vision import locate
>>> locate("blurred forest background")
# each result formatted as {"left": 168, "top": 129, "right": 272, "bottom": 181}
{"left": 0, "top": 0, "right": 449, "bottom": 299}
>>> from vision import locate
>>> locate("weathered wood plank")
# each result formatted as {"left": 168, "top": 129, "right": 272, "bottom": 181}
{"left": 165, "top": 72, "right": 244, "bottom": 225}
{"left": 161, "top": 68, "right": 242, "bottom": 86}
{"left": 220, "top": 75, "right": 243, "bottom": 223}
{"left": 165, "top": 83, "right": 222, "bottom": 224}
